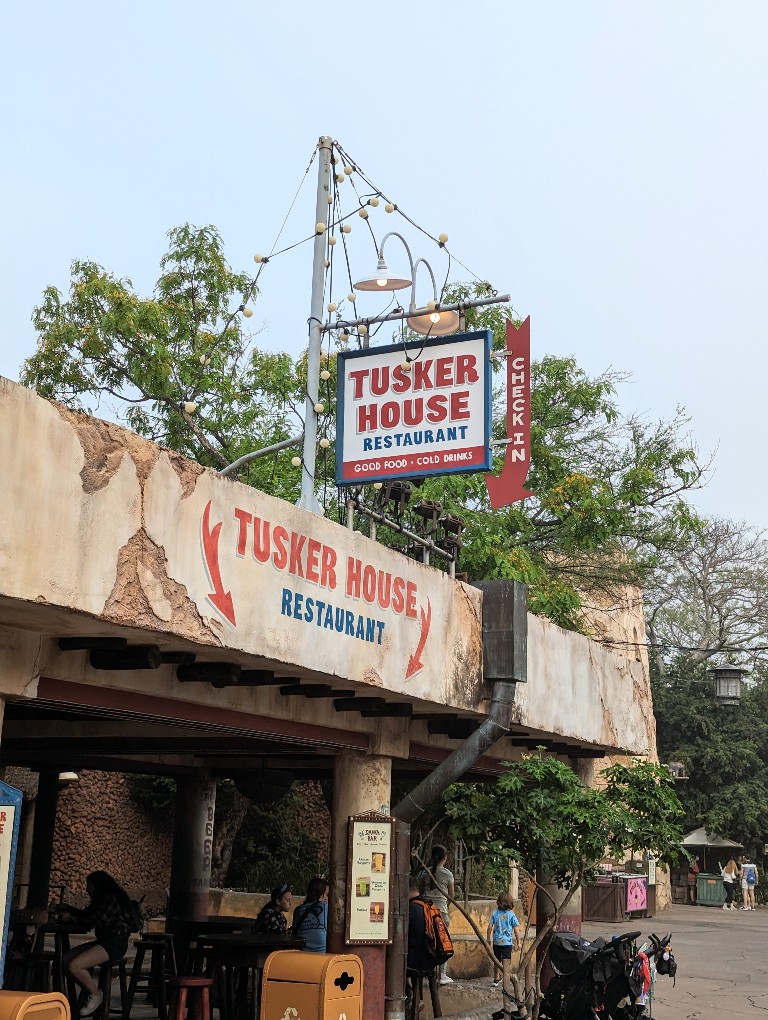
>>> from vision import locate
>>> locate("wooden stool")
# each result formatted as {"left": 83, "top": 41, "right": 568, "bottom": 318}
{"left": 125, "top": 936, "right": 178, "bottom": 1020}
{"left": 168, "top": 976, "right": 213, "bottom": 1020}
{"left": 18, "top": 950, "right": 55, "bottom": 991}
{"left": 96, "top": 957, "right": 128, "bottom": 1020}
{"left": 406, "top": 969, "right": 441, "bottom": 1020}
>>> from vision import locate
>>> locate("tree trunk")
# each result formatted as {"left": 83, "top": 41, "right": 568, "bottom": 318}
{"left": 210, "top": 788, "right": 249, "bottom": 887}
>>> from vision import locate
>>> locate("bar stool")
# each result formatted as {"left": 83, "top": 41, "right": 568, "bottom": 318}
{"left": 168, "top": 976, "right": 213, "bottom": 1020}
{"left": 125, "top": 935, "right": 178, "bottom": 1020}
{"left": 406, "top": 969, "right": 442, "bottom": 1020}
{"left": 95, "top": 957, "right": 128, "bottom": 1020}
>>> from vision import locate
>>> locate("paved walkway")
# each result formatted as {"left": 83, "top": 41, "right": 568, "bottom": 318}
{"left": 586, "top": 901, "right": 768, "bottom": 1020}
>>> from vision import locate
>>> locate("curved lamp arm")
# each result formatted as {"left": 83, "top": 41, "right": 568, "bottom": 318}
{"left": 410, "top": 258, "right": 438, "bottom": 313}
{"left": 379, "top": 231, "right": 416, "bottom": 275}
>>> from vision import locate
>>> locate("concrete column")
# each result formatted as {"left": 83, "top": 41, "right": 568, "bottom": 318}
{"left": 27, "top": 770, "right": 59, "bottom": 909}
{"left": 329, "top": 752, "right": 392, "bottom": 1020}
{"left": 168, "top": 775, "right": 217, "bottom": 922}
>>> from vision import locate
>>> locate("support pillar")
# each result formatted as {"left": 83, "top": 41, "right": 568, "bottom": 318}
{"left": 167, "top": 775, "right": 216, "bottom": 922}
{"left": 27, "top": 770, "right": 59, "bottom": 910}
{"left": 329, "top": 752, "right": 391, "bottom": 1020}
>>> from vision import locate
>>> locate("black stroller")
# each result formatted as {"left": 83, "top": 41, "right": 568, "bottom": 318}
{"left": 538, "top": 928, "right": 674, "bottom": 1020}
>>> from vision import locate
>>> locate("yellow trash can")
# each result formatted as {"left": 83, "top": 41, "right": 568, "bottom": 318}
{"left": 0, "top": 992, "right": 69, "bottom": 1020}
{"left": 260, "top": 951, "right": 362, "bottom": 1020}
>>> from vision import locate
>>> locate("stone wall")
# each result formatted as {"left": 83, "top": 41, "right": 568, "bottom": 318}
{"left": 51, "top": 770, "right": 173, "bottom": 914}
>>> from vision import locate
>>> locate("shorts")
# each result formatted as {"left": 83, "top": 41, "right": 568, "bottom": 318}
{"left": 742, "top": 880, "right": 751, "bottom": 890}
{"left": 74, "top": 936, "right": 129, "bottom": 962}
{"left": 493, "top": 944, "right": 513, "bottom": 961}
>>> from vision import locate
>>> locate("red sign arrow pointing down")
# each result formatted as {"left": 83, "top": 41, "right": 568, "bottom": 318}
{"left": 201, "top": 500, "right": 236, "bottom": 626}
{"left": 404, "top": 598, "right": 432, "bottom": 680}
{"left": 485, "top": 317, "right": 535, "bottom": 509}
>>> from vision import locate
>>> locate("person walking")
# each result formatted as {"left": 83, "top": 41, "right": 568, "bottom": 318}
{"left": 421, "top": 846, "right": 455, "bottom": 985}
{"left": 487, "top": 892, "right": 522, "bottom": 986}
{"left": 687, "top": 856, "right": 700, "bottom": 905}
{"left": 720, "top": 858, "right": 739, "bottom": 909}
{"left": 740, "top": 857, "right": 759, "bottom": 910}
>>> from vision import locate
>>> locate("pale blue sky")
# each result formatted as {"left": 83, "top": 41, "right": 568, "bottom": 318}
{"left": 2, "top": 2, "right": 766, "bottom": 528}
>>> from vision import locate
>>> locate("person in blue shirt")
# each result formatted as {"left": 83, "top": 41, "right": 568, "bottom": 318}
{"left": 740, "top": 857, "right": 759, "bottom": 910}
{"left": 486, "top": 891, "right": 522, "bottom": 986}
{"left": 292, "top": 877, "right": 329, "bottom": 952}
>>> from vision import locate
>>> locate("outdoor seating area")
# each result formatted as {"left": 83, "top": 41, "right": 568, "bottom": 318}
{"left": 4, "top": 910, "right": 307, "bottom": 1020}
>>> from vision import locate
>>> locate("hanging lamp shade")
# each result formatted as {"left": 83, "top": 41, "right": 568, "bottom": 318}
{"left": 354, "top": 255, "right": 411, "bottom": 292}
{"left": 406, "top": 307, "right": 461, "bottom": 336}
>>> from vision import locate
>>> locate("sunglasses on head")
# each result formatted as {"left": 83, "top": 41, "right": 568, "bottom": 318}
{"left": 277, "top": 883, "right": 292, "bottom": 896}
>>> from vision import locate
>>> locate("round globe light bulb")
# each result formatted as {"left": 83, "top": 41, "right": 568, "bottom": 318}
{"left": 358, "top": 208, "right": 368, "bottom": 219}
{"left": 376, "top": 278, "right": 388, "bottom": 288}
{"left": 199, "top": 354, "right": 210, "bottom": 365}
{"left": 319, "top": 437, "right": 330, "bottom": 449}
{"left": 183, "top": 401, "right": 198, "bottom": 414}
{"left": 242, "top": 306, "right": 253, "bottom": 318}
{"left": 324, "top": 259, "right": 330, "bottom": 268}
{"left": 328, "top": 236, "right": 337, "bottom": 246}
{"left": 373, "top": 482, "right": 383, "bottom": 490}
{"left": 315, "top": 222, "right": 326, "bottom": 234}
{"left": 438, "top": 232, "right": 449, "bottom": 244}
{"left": 344, "top": 165, "right": 354, "bottom": 175}
{"left": 314, "top": 402, "right": 325, "bottom": 414}
{"left": 336, "top": 173, "right": 345, "bottom": 184}
{"left": 340, "top": 330, "right": 350, "bottom": 341}
{"left": 327, "top": 302, "right": 337, "bottom": 313}
{"left": 427, "top": 299, "right": 437, "bottom": 311}
{"left": 369, "top": 197, "right": 380, "bottom": 207}
{"left": 358, "top": 324, "right": 368, "bottom": 334}
{"left": 320, "top": 369, "right": 331, "bottom": 381}
{"left": 342, "top": 224, "right": 352, "bottom": 234}
{"left": 385, "top": 203, "right": 395, "bottom": 213}
{"left": 347, "top": 292, "right": 357, "bottom": 302}
{"left": 291, "top": 456, "right": 302, "bottom": 467}
{"left": 401, "top": 360, "right": 412, "bottom": 372}
{"left": 327, "top": 194, "right": 333, "bottom": 204}
{"left": 253, "top": 253, "right": 265, "bottom": 263}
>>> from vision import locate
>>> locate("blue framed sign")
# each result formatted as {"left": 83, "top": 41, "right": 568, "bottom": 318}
{"left": 0, "top": 780, "right": 23, "bottom": 986}
{"left": 335, "top": 329, "right": 493, "bottom": 486}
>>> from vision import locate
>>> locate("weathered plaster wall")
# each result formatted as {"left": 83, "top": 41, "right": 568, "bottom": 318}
{"left": 519, "top": 614, "right": 655, "bottom": 755}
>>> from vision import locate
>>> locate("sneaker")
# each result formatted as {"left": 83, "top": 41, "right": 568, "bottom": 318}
{"left": 439, "top": 975, "right": 454, "bottom": 985}
{"left": 723, "top": 903, "right": 729, "bottom": 909}
{"left": 742, "top": 906, "right": 750, "bottom": 910}
{"left": 80, "top": 992, "right": 103, "bottom": 1018}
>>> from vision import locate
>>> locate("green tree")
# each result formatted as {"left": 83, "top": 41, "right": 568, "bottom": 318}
{"left": 444, "top": 756, "right": 683, "bottom": 1017}
{"left": 652, "top": 655, "right": 768, "bottom": 854}
{"left": 20, "top": 224, "right": 302, "bottom": 498}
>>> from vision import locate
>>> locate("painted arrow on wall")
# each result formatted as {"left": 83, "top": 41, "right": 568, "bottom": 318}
{"left": 405, "top": 598, "right": 431, "bottom": 679}
{"left": 201, "top": 500, "right": 236, "bottom": 626}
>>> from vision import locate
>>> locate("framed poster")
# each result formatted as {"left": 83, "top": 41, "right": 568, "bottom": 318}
{"left": 345, "top": 812, "right": 393, "bottom": 944}
{"left": 626, "top": 876, "right": 647, "bottom": 913}
{"left": 647, "top": 857, "right": 656, "bottom": 887}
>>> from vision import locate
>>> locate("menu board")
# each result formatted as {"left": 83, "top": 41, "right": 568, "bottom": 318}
{"left": 345, "top": 813, "right": 393, "bottom": 944}
{"left": 0, "top": 781, "right": 22, "bottom": 987}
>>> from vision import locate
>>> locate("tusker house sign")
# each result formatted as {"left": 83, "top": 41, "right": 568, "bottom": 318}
{"left": 335, "top": 330, "right": 492, "bottom": 485}
{"left": 140, "top": 459, "right": 482, "bottom": 701}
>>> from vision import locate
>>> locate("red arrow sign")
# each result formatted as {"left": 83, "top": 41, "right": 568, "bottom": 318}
{"left": 201, "top": 500, "right": 236, "bottom": 626}
{"left": 485, "top": 317, "right": 534, "bottom": 508}
{"left": 405, "top": 598, "right": 432, "bottom": 680}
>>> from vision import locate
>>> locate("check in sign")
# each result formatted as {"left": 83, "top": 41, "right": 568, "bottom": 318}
{"left": 336, "top": 330, "right": 492, "bottom": 486}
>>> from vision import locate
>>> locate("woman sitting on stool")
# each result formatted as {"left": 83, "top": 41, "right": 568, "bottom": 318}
{"left": 59, "top": 870, "right": 132, "bottom": 1017}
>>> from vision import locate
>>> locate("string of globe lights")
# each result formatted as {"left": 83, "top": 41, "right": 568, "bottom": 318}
{"left": 216, "top": 137, "right": 512, "bottom": 526}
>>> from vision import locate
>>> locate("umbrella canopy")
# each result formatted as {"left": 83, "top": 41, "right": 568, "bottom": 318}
{"left": 680, "top": 826, "right": 743, "bottom": 849}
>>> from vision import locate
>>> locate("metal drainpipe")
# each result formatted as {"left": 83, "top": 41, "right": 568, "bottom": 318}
{"left": 384, "top": 580, "right": 527, "bottom": 1020}
{"left": 384, "top": 677, "right": 518, "bottom": 1020}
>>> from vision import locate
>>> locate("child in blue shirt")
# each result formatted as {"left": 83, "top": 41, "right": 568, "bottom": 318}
{"left": 486, "top": 891, "right": 522, "bottom": 986}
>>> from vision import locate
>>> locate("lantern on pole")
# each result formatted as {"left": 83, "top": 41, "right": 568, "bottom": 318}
{"left": 708, "top": 664, "right": 747, "bottom": 706}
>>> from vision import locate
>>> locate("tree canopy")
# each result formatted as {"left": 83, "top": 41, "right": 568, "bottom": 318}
{"left": 21, "top": 228, "right": 708, "bottom": 631}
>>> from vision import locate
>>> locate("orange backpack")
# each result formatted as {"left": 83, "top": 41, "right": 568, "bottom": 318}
{"left": 418, "top": 898, "right": 454, "bottom": 964}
